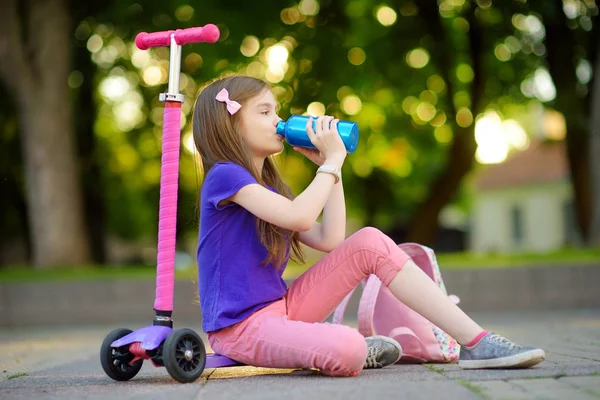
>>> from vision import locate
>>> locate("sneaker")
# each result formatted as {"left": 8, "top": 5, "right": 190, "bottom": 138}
{"left": 364, "top": 335, "right": 402, "bottom": 369}
{"left": 459, "top": 332, "right": 545, "bottom": 369}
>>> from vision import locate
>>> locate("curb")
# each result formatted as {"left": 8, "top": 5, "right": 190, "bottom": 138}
{"left": 1, "top": 264, "right": 598, "bottom": 328}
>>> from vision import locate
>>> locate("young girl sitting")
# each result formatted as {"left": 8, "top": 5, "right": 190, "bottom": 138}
{"left": 193, "top": 74, "right": 545, "bottom": 377}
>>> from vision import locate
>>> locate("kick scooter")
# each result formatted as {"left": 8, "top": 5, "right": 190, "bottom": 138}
{"left": 100, "top": 24, "right": 243, "bottom": 384}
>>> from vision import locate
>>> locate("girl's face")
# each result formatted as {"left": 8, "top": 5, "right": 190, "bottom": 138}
{"left": 238, "top": 89, "right": 283, "bottom": 159}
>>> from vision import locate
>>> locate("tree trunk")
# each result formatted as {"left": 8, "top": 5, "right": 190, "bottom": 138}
{"left": 0, "top": 0, "right": 91, "bottom": 267}
{"left": 590, "top": 38, "right": 600, "bottom": 245}
{"left": 543, "top": 1, "right": 593, "bottom": 242}
{"left": 405, "top": 3, "right": 485, "bottom": 246}
{"left": 564, "top": 124, "right": 592, "bottom": 241}
{"left": 406, "top": 127, "right": 477, "bottom": 246}
{"left": 0, "top": 81, "right": 31, "bottom": 264}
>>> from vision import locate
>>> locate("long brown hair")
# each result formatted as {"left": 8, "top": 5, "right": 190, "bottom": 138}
{"left": 193, "top": 75, "right": 304, "bottom": 268}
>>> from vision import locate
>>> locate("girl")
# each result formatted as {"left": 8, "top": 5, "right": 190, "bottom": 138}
{"left": 193, "top": 75, "right": 545, "bottom": 377}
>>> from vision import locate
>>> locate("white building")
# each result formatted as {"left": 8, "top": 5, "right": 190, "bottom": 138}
{"left": 468, "top": 140, "right": 580, "bottom": 253}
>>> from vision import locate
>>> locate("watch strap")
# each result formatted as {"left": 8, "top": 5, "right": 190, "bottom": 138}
{"left": 317, "top": 165, "right": 341, "bottom": 184}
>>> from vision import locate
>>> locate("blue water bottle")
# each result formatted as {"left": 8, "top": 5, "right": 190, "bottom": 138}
{"left": 276, "top": 115, "right": 359, "bottom": 153}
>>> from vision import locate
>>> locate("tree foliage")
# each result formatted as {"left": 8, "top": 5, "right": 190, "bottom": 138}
{"left": 1, "top": 0, "right": 598, "bottom": 267}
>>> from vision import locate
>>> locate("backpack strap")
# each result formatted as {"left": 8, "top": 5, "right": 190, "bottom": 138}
{"left": 332, "top": 286, "right": 357, "bottom": 325}
{"left": 388, "top": 326, "right": 432, "bottom": 361}
{"left": 357, "top": 275, "right": 382, "bottom": 337}
{"left": 332, "top": 275, "right": 380, "bottom": 337}
{"left": 334, "top": 242, "right": 430, "bottom": 329}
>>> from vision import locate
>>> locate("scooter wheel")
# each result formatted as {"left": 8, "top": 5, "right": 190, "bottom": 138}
{"left": 163, "top": 328, "right": 206, "bottom": 383}
{"left": 100, "top": 328, "right": 143, "bottom": 381}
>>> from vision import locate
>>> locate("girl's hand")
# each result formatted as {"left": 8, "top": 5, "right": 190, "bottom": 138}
{"left": 306, "top": 116, "right": 347, "bottom": 167}
{"left": 293, "top": 147, "right": 326, "bottom": 166}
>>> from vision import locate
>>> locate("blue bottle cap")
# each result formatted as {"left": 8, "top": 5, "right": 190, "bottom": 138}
{"left": 276, "top": 121, "right": 285, "bottom": 136}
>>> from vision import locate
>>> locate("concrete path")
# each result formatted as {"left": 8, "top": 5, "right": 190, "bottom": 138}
{"left": 1, "top": 310, "right": 599, "bottom": 399}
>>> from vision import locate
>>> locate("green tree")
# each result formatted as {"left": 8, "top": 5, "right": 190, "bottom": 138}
{"left": 3, "top": 0, "right": 598, "bottom": 269}
{"left": 0, "top": 0, "right": 92, "bottom": 267}
{"left": 532, "top": 0, "right": 598, "bottom": 244}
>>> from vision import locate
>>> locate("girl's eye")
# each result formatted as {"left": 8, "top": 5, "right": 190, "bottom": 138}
{"left": 261, "top": 111, "right": 269, "bottom": 115}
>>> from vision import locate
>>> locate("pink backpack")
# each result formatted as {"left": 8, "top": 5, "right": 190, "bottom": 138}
{"left": 332, "top": 243, "right": 461, "bottom": 363}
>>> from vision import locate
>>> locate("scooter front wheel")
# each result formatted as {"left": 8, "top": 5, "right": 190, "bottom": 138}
{"left": 100, "top": 328, "right": 143, "bottom": 381}
{"left": 163, "top": 328, "right": 206, "bottom": 383}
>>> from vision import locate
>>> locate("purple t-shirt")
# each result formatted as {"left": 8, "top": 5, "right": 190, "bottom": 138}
{"left": 197, "top": 162, "right": 289, "bottom": 332}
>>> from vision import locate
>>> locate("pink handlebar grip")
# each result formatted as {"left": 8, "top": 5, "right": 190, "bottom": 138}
{"left": 135, "top": 24, "right": 220, "bottom": 50}
{"left": 175, "top": 25, "right": 220, "bottom": 45}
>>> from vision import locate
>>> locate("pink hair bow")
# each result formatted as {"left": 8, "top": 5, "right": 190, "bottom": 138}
{"left": 215, "top": 88, "right": 242, "bottom": 115}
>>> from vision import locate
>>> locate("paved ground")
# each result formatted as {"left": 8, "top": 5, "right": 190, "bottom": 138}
{"left": 1, "top": 309, "right": 599, "bottom": 399}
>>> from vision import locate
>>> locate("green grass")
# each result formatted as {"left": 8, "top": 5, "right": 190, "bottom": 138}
{"left": 425, "top": 364, "right": 446, "bottom": 373}
{"left": 0, "top": 264, "right": 198, "bottom": 283}
{"left": 436, "top": 247, "right": 600, "bottom": 269}
{"left": 458, "top": 380, "right": 488, "bottom": 398}
{"left": 7, "top": 372, "right": 28, "bottom": 380}
{"left": 283, "top": 247, "right": 599, "bottom": 279}
{"left": 0, "top": 247, "right": 597, "bottom": 283}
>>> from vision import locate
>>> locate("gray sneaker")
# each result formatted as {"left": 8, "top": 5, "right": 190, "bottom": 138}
{"left": 364, "top": 335, "right": 402, "bottom": 369}
{"left": 459, "top": 332, "right": 545, "bottom": 369}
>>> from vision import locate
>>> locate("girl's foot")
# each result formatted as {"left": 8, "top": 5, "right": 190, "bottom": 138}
{"left": 364, "top": 335, "right": 402, "bottom": 369}
{"left": 459, "top": 332, "right": 545, "bottom": 369}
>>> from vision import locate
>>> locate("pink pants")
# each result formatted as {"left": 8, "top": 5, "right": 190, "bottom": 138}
{"left": 207, "top": 227, "right": 411, "bottom": 377}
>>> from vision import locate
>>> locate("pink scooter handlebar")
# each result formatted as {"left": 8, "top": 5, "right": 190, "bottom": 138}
{"left": 135, "top": 24, "right": 220, "bottom": 50}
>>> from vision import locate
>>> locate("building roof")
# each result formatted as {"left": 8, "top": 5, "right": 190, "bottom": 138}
{"left": 474, "top": 140, "right": 568, "bottom": 191}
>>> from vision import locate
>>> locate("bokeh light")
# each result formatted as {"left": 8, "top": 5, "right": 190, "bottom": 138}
{"left": 337, "top": 86, "right": 353, "bottom": 101}
{"left": 348, "top": 47, "right": 366, "bottom": 65}
{"left": 494, "top": 44, "right": 512, "bottom": 61}
{"left": 406, "top": 48, "right": 430, "bottom": 69}
{"left": 246, "top": 61, "right": 266, "bottom": 78}
{"left": 456, "top": 108, "right": 473, "bottom": 127}
{"left": 456, "top": 64, "right": 474, "bottom": 83}
{"left": 520, "top": 67, "right": 556, "bottom": 102}
{"left": 416, "top": 102, "right": 436, "bottom": 122}
{"left": 142, "top": 66, "right": 166, "bottom": 86}
{"left": 183, "top": 53, "right": 203, "bottom": 73}
{"left": 266, "top": 44, "right": 289, "bottom": 65}
{"left": 307, "top": 102, "right": 326, "bottom": 116}
{"left": 68, "top": 71, "right": 84, "bottom": 89}
{"left": 241, "top": 36, "right": 260, "bottom": 57}
{"left": 183, "top": 130, "right": 196, "bottom": 155}
{"left": 299, "top": 0, "right": 319, "bottom": 16}
{"left": 475, "top": 111, "right": 529, "bottom": 164}
{"left": 131, "top": 48, "right": 150, "bottom": 68}
{"left": 266, "top": 66, "right": 285, "bottom": 83}
{"left": 87, "top": 34, "right": 103, "bottom": 53}
{"left": 435, "top": 125, "right": 453, "bottom": 144}
{"left": 342, "top": 95, "right": 362, "bottom": 115}
{"left": 175, "top": 5, "right": 194, "bottom": 21}
{"left": 402, "top": 96, "right": 418, "bottom": 115}
{"left": 114, "top": 100, "right": 144, "bottom": 132}
{"left": 427, "top": 75, "right": 446, "bottom": 93}
{"left": 265, "top": 44, "right": 290, "bottom": 83}
{"left": 281, "top": 7, "right": 302, "bottom": 24}
{"left": 375, "top": 6, "right": 397, "bottom": 26}
{"left": 99, "top": 76, "right": 130, "bottom": 102}
{"left": 542, "top": 109, "right": 567, "bottom": 140}
{"left": 430, "top": 112, "right": 447, "bottom": 127}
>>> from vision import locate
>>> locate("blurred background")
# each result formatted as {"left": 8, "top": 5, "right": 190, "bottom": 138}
{"left": 1, "top": 0, "right": 599, "bottom": 277}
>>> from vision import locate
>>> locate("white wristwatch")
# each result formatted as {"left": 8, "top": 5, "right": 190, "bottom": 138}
{"left": 317, "top": 165, "right": 341, "bottom": 184}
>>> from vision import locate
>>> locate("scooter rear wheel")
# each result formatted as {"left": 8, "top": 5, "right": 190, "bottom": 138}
{"left": 163, "top": 328, "right": 206, "bottom": 383}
